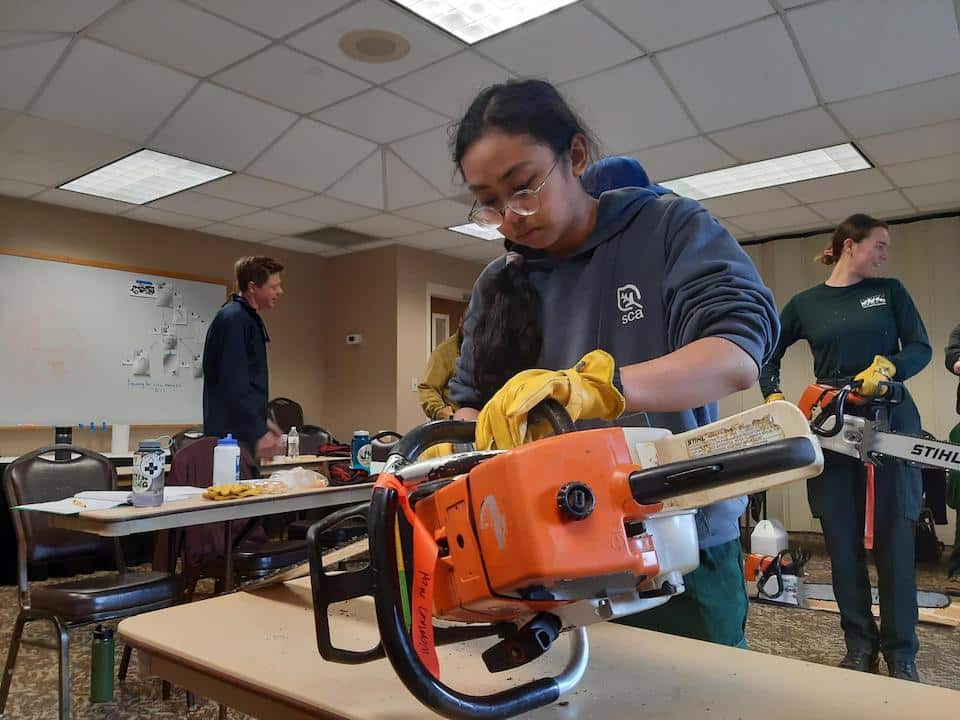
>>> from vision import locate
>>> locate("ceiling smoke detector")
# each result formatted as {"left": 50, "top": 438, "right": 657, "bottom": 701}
{"left": 339, "top": 29, "right": 411, "bottom": 63}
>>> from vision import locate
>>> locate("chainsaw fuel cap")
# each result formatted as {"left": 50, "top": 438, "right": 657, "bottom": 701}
{"left": 557, "top": 482, "right": 596, "bottom": 520}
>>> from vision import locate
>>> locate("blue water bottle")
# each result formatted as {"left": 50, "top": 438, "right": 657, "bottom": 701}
{"left": 351, "top": 430, "right": 371, "bottom": 471}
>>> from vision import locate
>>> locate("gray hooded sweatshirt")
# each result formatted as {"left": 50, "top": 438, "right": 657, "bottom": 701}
{"left": 449, "top": 188, "right": 780, "bottom": 549}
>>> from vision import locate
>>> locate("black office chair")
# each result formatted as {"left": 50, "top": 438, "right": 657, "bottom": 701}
{"left": 268, "top": 397, "right": 304, "bottom": 433}
{"left": 0, "top": 446, "right": 183, "bottom": 719}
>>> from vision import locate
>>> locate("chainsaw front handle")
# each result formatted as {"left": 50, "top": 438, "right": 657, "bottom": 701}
{"left": 369, "top": 485, "right": 589, "bottom": 720}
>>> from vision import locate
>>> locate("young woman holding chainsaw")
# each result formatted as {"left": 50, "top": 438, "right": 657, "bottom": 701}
{"left": 759, "top": 213, "right": 931, "bottom": 680}
{"left": 446, "top": 79, "right": 780, "bottom": 648}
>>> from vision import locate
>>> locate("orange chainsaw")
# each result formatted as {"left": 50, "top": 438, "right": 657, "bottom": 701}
{"left": 308, "top": 400, "right": 823, "bottom": 719}
{"left": 797, "top": 378, "right": 960, "bottom": 550}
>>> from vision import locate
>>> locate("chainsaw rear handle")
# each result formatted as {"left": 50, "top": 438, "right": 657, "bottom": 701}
{"left": 628, "top": 437, "right": 819, "bottom": 505}
{"left": 369, "top": 485, "right": 588, "bottom": 720}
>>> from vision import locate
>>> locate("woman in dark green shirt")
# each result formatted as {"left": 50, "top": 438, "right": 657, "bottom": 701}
{"left": 760, "top": 213, "right": 931, "bottom": 682}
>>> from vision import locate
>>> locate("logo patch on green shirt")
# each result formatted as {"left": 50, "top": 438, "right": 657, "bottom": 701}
{"left": 860, "top": 294, "right": 886, "bottom": 309}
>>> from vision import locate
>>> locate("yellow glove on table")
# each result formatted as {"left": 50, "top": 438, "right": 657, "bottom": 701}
{"left": 764, "top": 392, "right": 785, "bottom": 403}
{"left": 475, "top": 349, "right": 626, "bottom": 451}
{"left": 854, "top": 355, "right": 896, "bottom": 396}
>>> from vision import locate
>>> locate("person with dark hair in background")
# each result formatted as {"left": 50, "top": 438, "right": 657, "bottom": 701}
{"left": 447, "top": 79, "right": 780, "bottom": 648}
{"left": 203, "top": 256, "right": 286, "bottom": 459}
{"left": 760, "top": 214, "right": 931, "bottom": 680}
{"left": 944, "top": 324, "right": 960, "bottom": 583}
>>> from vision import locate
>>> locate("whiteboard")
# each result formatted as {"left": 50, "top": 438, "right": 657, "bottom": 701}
{"left": 0, "top": 253, "right": 227, "bottom": 425}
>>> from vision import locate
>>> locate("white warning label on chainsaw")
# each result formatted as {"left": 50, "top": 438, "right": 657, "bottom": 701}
{"left": 687, "top": 416, "right": 784, "bottom": 458}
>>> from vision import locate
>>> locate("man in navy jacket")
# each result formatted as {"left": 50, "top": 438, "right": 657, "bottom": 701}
{"left": 202, "top": 256, "right": 285, "bottom": 458}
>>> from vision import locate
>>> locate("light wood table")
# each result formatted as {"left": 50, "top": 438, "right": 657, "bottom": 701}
{"left": 119, "top": 577, "right": 960, "bottom": 720}
{"left": 260, "top": 454, "right": 349, "bottom": 476}
{"left": 48, "top": 483, "right": 373, "bottom": 537}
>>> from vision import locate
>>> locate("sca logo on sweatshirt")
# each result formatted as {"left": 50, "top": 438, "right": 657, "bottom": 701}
{"left": 617, "top": 284, "right": 645, "bottom": 324}
{"left": 860, "top": 294, "right": 886, "bottom": 309}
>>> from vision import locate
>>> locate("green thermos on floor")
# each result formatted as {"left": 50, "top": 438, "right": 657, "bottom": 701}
{"left": 89, "top": 624, "right": 114, "bottom": 703}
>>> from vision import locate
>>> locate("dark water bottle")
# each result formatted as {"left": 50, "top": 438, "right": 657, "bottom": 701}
{"left": 90, "top": 624, "right": 114, "bottom": 703}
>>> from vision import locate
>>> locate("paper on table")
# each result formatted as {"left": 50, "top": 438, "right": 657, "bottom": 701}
{"left": 75, "top": 487, "right": 205, "bottom": 503}
{"left": 14, "top": 498, "right": 124, "bottom": 514}
{"left": 15, "top": 486, "right": 207, "bottom": 515}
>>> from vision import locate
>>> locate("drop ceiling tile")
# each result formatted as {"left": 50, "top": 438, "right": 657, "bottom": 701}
{"left": 215, "top": 45, "right": 370, "bottom": 114}
{"left": 246, "top": 118, "right": 375, "bottom": 193}
{"left": 324, "top": 151, "right": 384, "bottom": 209}
{"left": 658, "top": 17, "right": 816, "bottom": 132}
{"left": 385, "top": 150, "right": 441, "bottom": 210}
{"left": 627, "top": 138, "right": 735, "bottom": 182}
{"left": 193, "top": 173, "right": 311, "bottom": 207}
{"left": 191, "top": 0, "right": 352, "bottom": 38}
{"left": 788, "top": 0, "right": 960, "bottom": 102}
{"left": 88, "top": 0, "right": 270, "bottom": 77}
{"left": 151, "top": 82, "right": 296, "bottom": 170}
{"left": 0, "top": 177, "right": 45, "bottom": 197}
{"left": 229, "top": 209, "right": 323, "bottom": 234}
{"left": 337, "top": 213, "right": 431, "bottom": 238}
{"left": 709, "top": 108, "right": 847, "bottom": 162}
{"left": 394, "top": 199, "right": 472, "bottom": 227}
{"left": 288, "top": 0, "right": 462, "bottom": 84}
{"left": 387, "top": 51, "right": 512, "bottom": 118}
{"left": 32, "top": 39, "right": 196, "bottom": 142}
{"left": 588, "top": 0, "right": 773, "bottom": 52}
{"left": 810, "top": 190, "right": 913, "bottom": 221}
{"left": 562, "top": 58, "right": 696, "bottom": 152}
{"left": 34, "top": 188, "right": 132, "bottom": 213}
{"left": 0, "top": 31, "right": 64, "bottom": 48}
{"left": 124, "top": 206, "right": 209, "bottom": 229}
{"left": 274, "top": 194, "right": 377, "bottom": 224}
{"left": 396, "top": 228, "right": 472, "bottom": 251}
{"left": 151, "top": 191, "right": 256, "bottom": 221}
{"left": 0, "top": 148, "right": 80, "bottom": 184}
{"left": 781, "top": 169, "right": 893, "bottom": 204}
{"left": 0, "top": 36, "right": 69, "bottom": 111}
{"left": 727, "top": 205, "right": 822, "bottom": 232}
{"left": 265, "top": 235, "right": 334, "bottom": 254}
{"left": 0, "top": 1, "right": 122, "bottom": 32}
{"left": 829, "top": 73, "right": 960, "bottom": 139}
{"left": 902, "top": 180, "right": 960, "bottom": 210}
{"left": 859, "top": 119, "right": 960, "bottom": 166}
{"left": 201, "top": 222, "right": 276, "bottom": 242}
{"left": 441, "top": 241, "right": 504, "bottom": 262}
{"left": 0, "top": 114, "right": 135, "bottom": 172}
{"left": 884, "top": 154, "right": 960, "bottom": 188}
{"left": 314, "top": 89, "right": 447, "bottom": 144}
{"left": 476, "top": 4, "right": 639, "bottom": 84}
{"left": 390, "top": 125, "right": 464, "bottom": 197}
{"left": 701, "top": 188, "right": 798, "bottom": 217}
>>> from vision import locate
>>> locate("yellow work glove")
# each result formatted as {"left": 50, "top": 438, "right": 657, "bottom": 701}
{"left": 854, "top": 355, "right": 896, "bottom": 396}
{"left": 764, "top": 392, "right": 785, "bottom": 403}
{"left": 475, "top": 350, "right": 626, "bottom": 451}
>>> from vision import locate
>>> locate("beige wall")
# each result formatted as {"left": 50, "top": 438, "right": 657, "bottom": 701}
{"left": 0, "top": 195, "right": 327, "bottom": 456}
{"left": 721, "top": 216, "right": 960, "bottom": 539}
{"left": 395, "top": 245, "right": 483, "bottom": 434}
{"left": 318, "top": 245, "right": 400, "bottom": 440}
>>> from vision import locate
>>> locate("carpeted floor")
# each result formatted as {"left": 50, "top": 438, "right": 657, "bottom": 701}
{"left": 0, "top": 533, "right": 956, "bottom": 719}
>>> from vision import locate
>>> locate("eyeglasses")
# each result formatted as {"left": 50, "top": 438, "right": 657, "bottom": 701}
{"left": 468, "top": 160, "right": 559, "bottom": 229}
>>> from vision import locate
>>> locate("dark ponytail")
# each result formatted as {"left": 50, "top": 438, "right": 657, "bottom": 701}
{"left": 452, "top": 80, "right": 596, "bottom": 400}
{"left": 816, "top": 213, "right": 888, "bottom": 265}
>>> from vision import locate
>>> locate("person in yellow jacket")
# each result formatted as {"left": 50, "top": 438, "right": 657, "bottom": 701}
{"left": 418, "top": 323, "right": 463, "bottom": 421}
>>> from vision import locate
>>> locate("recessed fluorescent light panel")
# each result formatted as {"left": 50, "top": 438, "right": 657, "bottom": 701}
{"left": 448, "top": 223, "right": 505, "bottom": 241}
{"left": 660, "top": 143, "right": 871, "bottom": 201}
{"left": 59, "top": 149, "right": 231, "bottom": 205}
{"left": 393, "top": 0, "right": 578, "bottom": 43}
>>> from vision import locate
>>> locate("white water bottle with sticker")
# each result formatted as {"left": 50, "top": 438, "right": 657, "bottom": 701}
{"left": 212, "top": 434, "right": 240, "bottom": 486}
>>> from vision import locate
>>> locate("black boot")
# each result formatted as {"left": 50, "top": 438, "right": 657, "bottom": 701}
{"left": 838, "top": 648, "right": 880, "bottom": 673}
{"left": 886, "top": 658, "right": 920, "bottom": 682}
